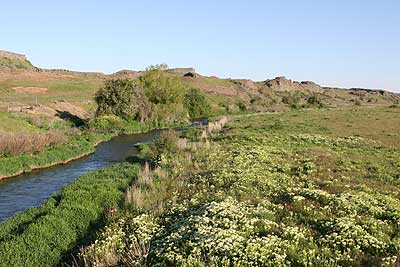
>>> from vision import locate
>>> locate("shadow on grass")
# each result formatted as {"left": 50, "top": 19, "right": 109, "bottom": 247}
{"left": 56, "top": 110, "right": 86, "bottom": 127}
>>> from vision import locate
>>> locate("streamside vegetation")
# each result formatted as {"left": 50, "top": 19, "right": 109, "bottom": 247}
{"left": 0, "top": 66, "right": 211, "bottom": 179}
{"left": 0, "top": 163, "right": 140, "bottom": 267}
{"left": 95, "top": 66, "right": 211, "bottom": 127}
{"left": 0, "top": 131, "right": 65, "bottom": 156}
{"left": 75, "top": 107, "right": 400, "bottom": 267}
{"left": 1, "top": 60, "right": 399, "bottom": 266}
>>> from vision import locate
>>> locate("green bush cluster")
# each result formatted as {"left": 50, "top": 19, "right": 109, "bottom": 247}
{"left": 95, "top": 79, "right": 151, "bottom": 121}
{"left": 184, "top": 87, "right": 211, "bottom": 118}
{"left": 281, "top": 93, "right": 301, "bottom": 108}
{"left": 0, "top": 163, "right": 139, "bottom": 267}
{"left": 95, "top": 67, "right": 211, "bottom": 126}
{"left": 87, "top": 115, "right": 127, "bottom": 133}
{"left": 87, "top": 115, "right": 151, "bottom": 134}
{"left": 138, "top": 68, "right": 185, "bottom": 106}
{"left": 307, "top": 93, "right": 323, "bottom": 107}
{"left": 141, "top": 130, "right": 180, "bottom": 165}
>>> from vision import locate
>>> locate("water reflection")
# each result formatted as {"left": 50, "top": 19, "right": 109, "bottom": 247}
{"left": 0, "top": 118, "right": 207, "bottom": 223}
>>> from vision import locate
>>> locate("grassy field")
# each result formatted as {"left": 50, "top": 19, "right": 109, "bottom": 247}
{"left": 0, "top": 162, "right": 140, "bottom": 267}
{"left": 0, "top": 71, "right": 102, "bottom": 107}
{"left": 0, "top": 108, "right": 105, "bottom": 179}
{"left": 0, "top": 111, "right": 44, "bottom": 133}
{"left": 77, "top": 106, "right": 400, "bottom": 266}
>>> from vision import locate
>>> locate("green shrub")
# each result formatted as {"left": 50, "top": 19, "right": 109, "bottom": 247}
{"left": 282, "top": 93, "right": 301, "bottom": 109}
{"left": 88, "top": 115, "right": 126, "bottom": 134}
{"left": 307, "top": 93, "right": 323, "bottom": 107}
{"left": 184, "top": 87, "right": 210, "bottom": 118}
{"left": 95, "top": 79, "right": 151, "bottom": 121}
{"left": 139, "top": 68, "right": 185, "bottom": 105}
{"left": 143, "top": 130, "right": 179, "bottom": 165}
{"left": 236, "top": 99, "right": 248, "bottom": 111}
{"left": 150, "top": 103, "right": 188, "bottom": 127}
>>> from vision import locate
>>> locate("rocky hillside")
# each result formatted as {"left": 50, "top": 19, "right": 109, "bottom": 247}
{"left": 0, "top": 50, "right": 399, "bottom": 116}
{"left": 178, "top": 72, "right": 400, "bottom": 112}
{"left": 0, "top": 50, "right": 38, "bottom": 71}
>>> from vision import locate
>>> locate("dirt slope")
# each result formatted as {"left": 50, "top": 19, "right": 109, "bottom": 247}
{"left": 0, "top": 50, "right": 399, "bottom": 118}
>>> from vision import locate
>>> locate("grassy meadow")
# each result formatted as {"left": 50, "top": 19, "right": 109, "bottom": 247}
{"left": 0, "top": 108, "right": 113, "bottom": 179}
{"left": 75, "top": 106, "right": 400, "bottom": 266}
{"left": 0, "top": 71, "right": 102, "bottom": 110}
{"left": 1, "top": 62, "right": 399, "bottom": 266}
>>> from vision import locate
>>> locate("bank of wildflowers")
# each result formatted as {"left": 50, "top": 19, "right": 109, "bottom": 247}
{"left": 81, "top": 113, "right": 400, "bottom": 267}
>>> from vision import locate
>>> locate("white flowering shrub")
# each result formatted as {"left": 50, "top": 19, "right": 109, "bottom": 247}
{"left": 149, "top": 198, "right": 316, "bottom": 266}
{"left": 83, "top": 112, "right": 400, "bottom": 266}
{"left": 82, "top": 214, "right": 160, "bottom": 266}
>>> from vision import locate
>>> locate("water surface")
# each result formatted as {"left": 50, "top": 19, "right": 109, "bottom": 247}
{"left": 0, "top": 119, "right": 207, "bottom": 223}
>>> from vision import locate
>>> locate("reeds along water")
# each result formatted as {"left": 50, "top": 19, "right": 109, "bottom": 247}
{"left": 125, "top": 117, "right": 231, "bottom": 214}
{"left": 201, "top": 116, "right": 229, "bottom": 139}
{"left": 0, "top": 131, "right": 65, "bottom": 156}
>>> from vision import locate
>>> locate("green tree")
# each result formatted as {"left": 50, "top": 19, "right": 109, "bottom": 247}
{"left": 139, "top": 68, "right": 185, "bottom": 105}
{"left": 184, "top": 87, "right": 210, "bottom": 118}
{"left": 95, "top": 79, "right": 151, "bottom": 121}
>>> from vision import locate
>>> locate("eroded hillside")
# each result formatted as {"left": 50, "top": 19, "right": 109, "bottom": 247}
{"left": 0, "top": 50, "right": 399, "bottom": 124}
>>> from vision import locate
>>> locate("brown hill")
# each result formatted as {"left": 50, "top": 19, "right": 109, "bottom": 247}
{"left": 0, "top": 50, "right": 38, "bottom": 71}
{"left": 0, "top": 50, "right": 399, "bottom": 117}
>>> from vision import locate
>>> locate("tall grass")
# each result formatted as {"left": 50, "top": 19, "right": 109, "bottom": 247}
{"left": 0, "top": 162, "right": 139, "bottom": 267}
{"left": 76, "top": 117, "right": 231, "bottom": 266}
{"left": 0, "top": 133, "right": 109, "bottom": 178}
{"left": 201, "top": 116, "right": 229, "bottom": 139}
{"left": 125, "top": 162, "right": 154, "bottom": 209}
{"left": 0, "top": 131, "right": 65, "bottom": 156}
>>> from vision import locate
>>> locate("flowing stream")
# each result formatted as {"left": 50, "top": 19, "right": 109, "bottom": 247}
{"left": 0, "top": 119, "right": 207, "bottom": 223}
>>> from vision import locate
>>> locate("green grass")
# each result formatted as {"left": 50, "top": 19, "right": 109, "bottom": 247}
{"left": 0, "top": 114, "right": 190, "bottom": 179}
{"left": 0, "top": 112, "right": 43, "bottom": 134}
{"left": 0, "top": 162, "right": 139, "bottom": 267}
{"left": 0, "top": 73, "right": 103, "bottom": 110}
{"left": 80, "top": 107, "right": 400, "bottom": 266}
{"left": 0, "top": 133, "right": 108, "bottom": 178}
{"left": 0, "top": 111, "right": 106, "bottom": 178}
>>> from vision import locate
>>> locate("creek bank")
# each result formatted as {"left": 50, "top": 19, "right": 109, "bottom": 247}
{"left": 0, "top": 120, "right": 196, "bottom": 181}
{"left": 0, "top": 134, "right": 108, "bottom": 181}
{"left": 0, "top": 118, "right": 208, "bottom": 181}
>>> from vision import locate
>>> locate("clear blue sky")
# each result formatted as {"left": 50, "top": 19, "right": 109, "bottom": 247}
{"left": 1, "top": 0, "right": 399, "bottom": 92}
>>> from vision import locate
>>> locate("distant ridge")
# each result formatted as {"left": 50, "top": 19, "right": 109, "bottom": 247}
{"left": 0, "top": 49, "right": 398, "bottom": 110}
{"left": 0, "top": 50, "right": 27, "bottom": 61}
{"left": 0, "top": 50, "right": 37, "bottom": 71}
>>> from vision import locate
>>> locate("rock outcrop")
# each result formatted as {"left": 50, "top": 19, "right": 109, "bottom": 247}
{"left": 0, "top": 50, "right": 27, "bottom": 61}
{"left": 0, "top": 50, "right": 37, "bottom": 70}
{"left": 183, "top": 72, "right": 197, "bottom": 78}
{"left": 167, "top": 68, "right": 196, "bottom": 76}
{"left": 265, "top": 76, "right": 322, "bottom": 92}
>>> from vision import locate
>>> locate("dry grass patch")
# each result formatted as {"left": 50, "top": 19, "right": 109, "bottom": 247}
{"left": 13, "top": 87, "right": 48, "bottom": 94}
{"left": 0, "top": 131, "right": 65, "bottom": 156}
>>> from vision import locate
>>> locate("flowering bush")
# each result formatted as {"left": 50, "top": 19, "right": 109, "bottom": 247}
{"left": 82, "top": 214, "right": 161, "bottom": 266}
{"left": 83, "top": 112, "right": 400, "bottom": 266}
